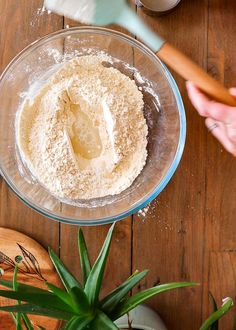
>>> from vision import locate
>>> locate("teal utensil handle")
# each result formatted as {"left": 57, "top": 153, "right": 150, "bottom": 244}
{"left": 115, "top": 5, "right": 165, "bottom": 52}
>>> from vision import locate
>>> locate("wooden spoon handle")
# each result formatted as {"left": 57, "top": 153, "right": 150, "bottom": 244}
{"left": 157, "top": 42, "right": 236, "bottom": 107}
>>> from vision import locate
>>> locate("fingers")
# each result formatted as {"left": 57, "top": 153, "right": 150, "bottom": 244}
{"left": 186, "top": 81, "right": 236, "bottom": 156}
{"left": 229, "top": 87, "right": 236, "bottom": 97}
{"left": 208, "top": 102, "right": 236, "bottom": 126}
{"left": 226, "top": 126, "right": 236, "bottom": 144}
{"left": 205, "top": 118, "right": 236, "bottom": 156}
{"left": 186, "top": 81, "right": 236, "bottom": 125}
{"left": 186, "top": 81, "right": 210, "bottom": 116}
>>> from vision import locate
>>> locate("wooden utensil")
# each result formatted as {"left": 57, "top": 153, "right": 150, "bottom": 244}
{"left": 157, "top": 43, "right": 236, "bottom": 106}
{"left": 0, "top": 228, "right": 60, "bottom": 330}
{"left": 44, "top": 0, "right": 236, "bottom": 106}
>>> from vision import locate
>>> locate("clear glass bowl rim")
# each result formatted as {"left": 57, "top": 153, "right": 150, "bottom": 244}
{"left": 0, "top": 26, "right": 186, "bottom": 226}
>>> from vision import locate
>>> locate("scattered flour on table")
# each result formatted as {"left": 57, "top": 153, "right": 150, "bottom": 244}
{"left": 137, "top": 200, "right": 173, "bottom": 231}
{"left": 17, "top": 55, "right": 148, "bottom": 200}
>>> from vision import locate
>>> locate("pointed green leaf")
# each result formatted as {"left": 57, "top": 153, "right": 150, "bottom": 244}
{"left": 91, "top": 312, "right": 119, "bottom": 330}
{"left": 0, "top": 290, "right": 74, "bottom": 313}
{"left": 100, "top": 270, "right": 148, "bottom": 314}
{"left": 90, "top": 312, "right": 119, "bottom": 330}
{"left": 0, "top": 279, "right": 51, "bottom": 295}
{"left": 22, "top": 314, "right": 33, "bottom": 330}
{"left": 11, "top": 312, "right": 17, "bottom": 323}
{"left": 64, "top": 315, "right": 93, "bottom": 330}
{"left": 48, "top": 248, "right": 82, "bottom": 292}
{"left": 13, "top": 265, "right": 22, "bottom": 330}
{"left": 200, "top": 297, "right": 233, "bottom": 330}
{"left": 46, "top": 282, "right": 74, "bottom": 309}
{"left": 0, "top": 279, "right": 15, "bottom": 290}
{"left": 128, "top": 270, "right": 140, "bottom": 279}
{"left": 0, "top": 304, "right": 73, "bottom": 321}
{"left": 208, "top": 292, "right": 218, "bottom": 330}
{"left": 13, "top": 265, "right": 19, "bottom": 292}
{"left": 13, "top": 266, "right": 33, "bottom": 330}
{"left": 16, "top": 319, "right": 23, "bottom": 330}
{"left": 70, "top": 286, "right": 91, "bottom": 314}
{"left": 85, "top": 223, "right": 115, "bottom": 306}
{"left": 209, "top": 292, "right": 218, "bottom": 312}
{"left": 111, "top": 282, "right": 198, "bottom": 320}
{"left": 16, "top": 314, "right": 22, "bottom": 330}
{"left": 78, "top": 229, "right": 92, "bottom": 286}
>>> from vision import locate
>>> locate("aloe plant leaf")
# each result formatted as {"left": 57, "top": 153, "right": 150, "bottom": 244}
{"left": 13, "top": 265, "right": 19, "bottom": 292}
{"left": 209, "top": 292, "right": 218, "bottom": 312}
{"left": 111, "top": 282, "right": 198, "bottom": 320}
{"left": 48, "top": 248, "right": 82, "bottom": 292}
{"left": 70, "top": 286, "right": 91, "bottom": 314}
{"left": 13, "top": 265, "right": 34, "bottom": 330}
{"left": 0, "top": 279, "right": 52, "bottom": 295}
{"left": 85, "top": 223, "right": 115, "bottom": 306}
{"left": 11, "top": 313, "right": 26, "bottom": 330}
{"left": 12, "top": 312, "right": 29, "bottom": 330}
{"left": 90, "top": 311, "right": 119, "bottom": 330}
{"left": 13, "top": 265, "right": 22, "bottom": 329}
{"left": 208, "top": 292, "right": 218, "bottom": 330}
{"left": 46, "top": 282, "right": 73, "bottom": 308}
{"left": 0, "top": 304, "right": 73, "bottom": 321}
{"left": 100, "top": 270, "right": 148, "bottom": 313}
{"left": 16, "top": 320, "right": 23, "bottom": 330}
{"left": 0, "top": 290, "right": 74, "bottom": 313}
{"left": 64, "top": 315, "right": 93, "bottom": 330}
{"left": 11, "top": 312, "right": 17, "bottom": 323}
{"left": 16, "top": 314, "right": 22, "bottom": 330}
{"left": 78, "top": 229, "right": 92, "bottom": 286}
{"left": 200, "top": 297, "right": 233, "bottom": 330}
{"left": 22, "top": 314, "right": 33, "bottom": 330}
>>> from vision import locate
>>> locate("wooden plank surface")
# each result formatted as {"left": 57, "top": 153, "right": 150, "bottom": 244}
{"left": 0, "top": 228, "right": 61, "bottom": 329}
{"left": 0, "top": 1, "right": 62, "bottom": 249}
{"left": 0, "top": 1, "right": 235, "bottom": 330}
{"left": 133, "top": 1, "right": 207, "bottom": 329}
{"left": 202, "top": 1, "right": 236, "bottom": 329}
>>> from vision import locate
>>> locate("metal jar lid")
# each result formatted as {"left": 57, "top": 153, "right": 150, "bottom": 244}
{"left": 136, "top": 0, "right": 181, "bottom": 15}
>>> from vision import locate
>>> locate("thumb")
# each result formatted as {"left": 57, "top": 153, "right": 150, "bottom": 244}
{"left": 229, "top": 88, "right": 236, "bottom": 97}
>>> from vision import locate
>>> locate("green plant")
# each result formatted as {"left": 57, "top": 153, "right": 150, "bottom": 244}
{"left": 11, "top": 265, "right": 34, "bottom": 330}
{"left": 200, "top": 293, "right": 234, "bottom": 330}
{"left": 0, "top": 223, "right": 197, "bottom": 329}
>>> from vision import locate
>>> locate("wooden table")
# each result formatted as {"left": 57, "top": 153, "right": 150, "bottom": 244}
{"left": 0, "top": 1, "right": 235, "bottom": 329}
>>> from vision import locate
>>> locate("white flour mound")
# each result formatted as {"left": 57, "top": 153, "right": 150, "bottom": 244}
{"left": 17, "top": 55, "right": 148, "bottom": 200}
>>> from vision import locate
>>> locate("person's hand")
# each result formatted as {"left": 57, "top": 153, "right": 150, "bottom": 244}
{"left": 186, "top": 81, "right": 236, "bottom": 156}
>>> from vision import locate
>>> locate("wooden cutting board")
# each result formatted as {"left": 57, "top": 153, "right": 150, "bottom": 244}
{"left": 0, "top": 228, "right": 61, "bottom": 329}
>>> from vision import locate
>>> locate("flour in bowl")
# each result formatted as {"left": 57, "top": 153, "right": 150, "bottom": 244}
{"left": 17, "top": 55, "right": 148, "bottom": 200}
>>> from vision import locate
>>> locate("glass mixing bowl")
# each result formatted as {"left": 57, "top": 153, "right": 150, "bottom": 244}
{"left": 0, "top": 27, "right": 185, "bottom": 225}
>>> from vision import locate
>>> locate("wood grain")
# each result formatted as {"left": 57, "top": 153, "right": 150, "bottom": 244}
{"left": 0, "top": 1, "right": 235, "bottom": 330}
{"left": 207, "top": 252, "right": 236, "bottom": 330}
{"left": 202, "top": 1, "right": 236, "bottom": 329}
{"left": 133, "top": 1, "right": 208, "bottom": 329}
{"left": 0, "top": 3, "right": 63, "bottom": 321}
{"left": 0, "top": 228, "right": 60, "bottom": 329}
{"left": 158, "top": 42, "right": 236, "bottom": 106}
{"left": 0, "top": 1, "right": 62, "bottom": 250}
